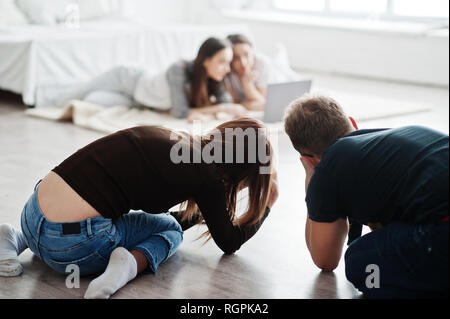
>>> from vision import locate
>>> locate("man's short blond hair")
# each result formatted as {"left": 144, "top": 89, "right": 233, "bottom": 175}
{"left": 283, "top": 94, "right": 352, "bottom": 156}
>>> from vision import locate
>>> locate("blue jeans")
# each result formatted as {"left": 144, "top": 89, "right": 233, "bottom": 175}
{"left": 20, "top": 179, "right": 183, "bottom": 276}
{"left": 345, "top": 221, "right": 449, "bottom": 298}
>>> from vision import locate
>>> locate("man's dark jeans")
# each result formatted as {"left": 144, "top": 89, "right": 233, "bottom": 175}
{"left": 344, "top": 221, "right": 449, "bottom": 298}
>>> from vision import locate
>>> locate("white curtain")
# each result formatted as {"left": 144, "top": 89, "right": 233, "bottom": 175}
{"left": 211, "top": 0, "right": 250, "bottom": 10}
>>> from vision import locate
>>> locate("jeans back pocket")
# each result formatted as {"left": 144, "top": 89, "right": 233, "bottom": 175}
{"left": 45, "top": 250, "right": 109, "bottom": 276}
{"left": 40, "top": 230, "right": 116, "bottom": 276}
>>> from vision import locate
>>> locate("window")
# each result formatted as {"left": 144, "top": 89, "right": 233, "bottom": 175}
{"left": 392, "top": 0, "right": 449, "bottom": 18}
{"left": 271, "top": 0, "right": 449, "bottom": 21}
{"left": 272, "top": 0, "right": 326, "bottom": 12}
{"left": 329, "top": 0, "right": 387, "bottom": 14}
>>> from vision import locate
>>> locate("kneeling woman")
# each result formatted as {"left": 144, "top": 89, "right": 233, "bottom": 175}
{"left": 0, "top": 118, "right": 277, "bottom": 299}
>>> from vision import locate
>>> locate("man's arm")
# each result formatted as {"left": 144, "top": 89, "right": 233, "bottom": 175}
{"left": 301, "top": 156, "right": 348, "bottom": 271}
{"left": 305, "top": 217, "right": 348, "bottom": 271}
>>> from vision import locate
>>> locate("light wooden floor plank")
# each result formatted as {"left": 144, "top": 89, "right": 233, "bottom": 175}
{"left": 0, "top": 73, "right": 448, "bottom": 299}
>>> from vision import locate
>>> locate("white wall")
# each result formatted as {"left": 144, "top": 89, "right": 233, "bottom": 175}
{"left": 130, "top": 0, "right": 187, "bottom": 24}
{"left": 196, "top": 8, "right": 449, "bottom": 87}
{"left": 130, "top": 0, "right": 214, "bottom": 25}
{"left": 130, "top": 0, "right": 449, "bottom": 87}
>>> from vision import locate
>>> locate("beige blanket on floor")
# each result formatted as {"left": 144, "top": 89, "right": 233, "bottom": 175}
{"left": 24, "top": 95, "right": 430, "bottom": 134}
{"left": 25, "top": 100, "right": 286, "bottom": 134}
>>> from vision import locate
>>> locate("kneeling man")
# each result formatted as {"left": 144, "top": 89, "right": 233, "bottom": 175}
{"left": 284, "top": 95, "right": 448, "bottom": 299}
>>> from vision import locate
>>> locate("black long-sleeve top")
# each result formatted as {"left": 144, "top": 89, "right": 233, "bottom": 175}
{"left": 52, "top": 126, "right": 269, "bottom": 254}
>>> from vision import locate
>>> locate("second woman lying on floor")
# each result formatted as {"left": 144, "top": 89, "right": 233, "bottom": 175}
{"left": 45, "top": 37, "right": 249, "bottom": 122}
{"left": 0, "top": 117, "right": 278, "bottom": 299}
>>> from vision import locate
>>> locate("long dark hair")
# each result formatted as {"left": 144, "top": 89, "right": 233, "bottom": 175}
{"left": 180, "top": 117, "right": 275, "bottom": 241}
{"left": 227, "top": 34, "right": 253, "bottom": 46}
{"left": 189, "top": 37, "right": 231, "bottom": 108}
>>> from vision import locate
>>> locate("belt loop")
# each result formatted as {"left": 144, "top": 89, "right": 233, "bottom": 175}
{"left": 87, "top": 218, "right": 93, "bottom": 238}
{"left": 34, "top": 179, "right": 43, "bottom": 191}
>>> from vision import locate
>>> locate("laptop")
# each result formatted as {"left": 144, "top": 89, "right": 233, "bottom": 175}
{"left": 249, "top": 79, "right": 313, "bottom": 123}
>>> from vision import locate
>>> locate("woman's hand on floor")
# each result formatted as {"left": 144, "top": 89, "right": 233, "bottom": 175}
{"left": 220, "top": 103, "right": 249, "bottom": 119}
{"left": 186, "top": 111, "right": 215, "bottom": 123}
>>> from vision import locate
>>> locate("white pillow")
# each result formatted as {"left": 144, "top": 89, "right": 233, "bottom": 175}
{"left": 15, "top": 0, "right": 70, "bottom": 25}
{"left": 258, "top": 43, "right": 302, "bottom": 84}
{"left": 76, "top": 0, "right": 123, "bottom": 20}
{"left": 212, "top": 0, "right": 247, "bottom": 10}
{"left": 0, "top": 0, "right": 29, "bottom": 24}
{"left": 14, "top": 0, "right": 129, "bottom": 25}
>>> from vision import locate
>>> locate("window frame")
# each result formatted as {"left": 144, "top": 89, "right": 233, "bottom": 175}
{"left": 269, "top": 0, "right": 449, "bottom": 24}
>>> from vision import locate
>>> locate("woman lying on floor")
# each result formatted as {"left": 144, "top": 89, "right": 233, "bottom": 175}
{"left": 0, "top": 117, "right": 278, "bottom": 299}
{"left": 42, "top": 37, "right": 249, "bottom": 123}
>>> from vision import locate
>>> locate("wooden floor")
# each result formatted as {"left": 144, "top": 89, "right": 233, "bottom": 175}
{"left": 0, "top": 73, "right": 448, "bottom": 299}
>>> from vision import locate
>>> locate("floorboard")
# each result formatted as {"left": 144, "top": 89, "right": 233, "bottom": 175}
{"left": 0, "top": 73, "right": 448, "bottom": 299}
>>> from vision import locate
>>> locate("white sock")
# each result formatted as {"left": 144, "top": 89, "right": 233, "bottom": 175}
{"left": 0, "top": 224, "right": 28, "bottom": 277}
{"left": 84, "top": 247, "right": 138, "bottom": 299}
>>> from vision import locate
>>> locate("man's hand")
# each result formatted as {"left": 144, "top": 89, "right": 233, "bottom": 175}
{"left": 300, "top": 156, "right": 316, "bottom": 192}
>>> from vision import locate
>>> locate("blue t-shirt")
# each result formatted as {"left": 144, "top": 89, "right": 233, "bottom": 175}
{"left": 306, "top": 126, "right": 449, "bottom": 226}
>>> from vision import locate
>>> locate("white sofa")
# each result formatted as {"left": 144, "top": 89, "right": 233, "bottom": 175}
{"left": 0, "top": 0, "right": 254, "bottom": 107}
